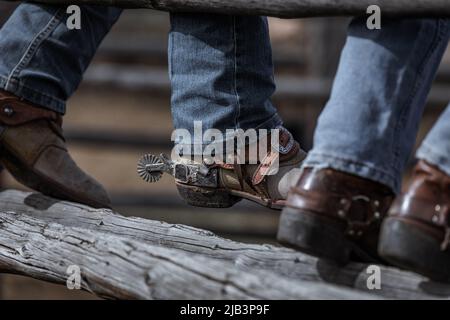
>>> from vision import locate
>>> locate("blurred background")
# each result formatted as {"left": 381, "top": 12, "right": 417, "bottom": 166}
{"left": 0, "top": 3, "right": 449, "bottom": 299}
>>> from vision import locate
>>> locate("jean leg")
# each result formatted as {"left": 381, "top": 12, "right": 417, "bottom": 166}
{"left": 169, "top": 13, "right": 282, "bottom": 145}
{"left": 303, "top": 18, "right": 450, "bottom": 193}
{"left": 417, "top": 102, "right": 450, "bottom": 176}
{"left": 0, "top": 3, "right": 122, "bottom": 114}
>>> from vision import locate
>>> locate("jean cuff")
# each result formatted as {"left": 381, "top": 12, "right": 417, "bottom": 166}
{"left": 0, "top": 76, "right": 66, "bottom": 114}
{"left": 416, "top": 143, "right": 450, "bottom": 177}
{"left": 302, "top": 151, "right": 399, "bottom": 194}
{"left": 248, "top": 112, "right": 284, "bottom": 132}
{"left": 174, "top": 112, "right": 284, "bottom": 156}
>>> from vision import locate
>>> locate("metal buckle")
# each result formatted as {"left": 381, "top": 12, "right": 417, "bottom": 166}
{"left": 174, "top": 163, "right": 203, "bottom": 184}
{"left": 174, "top": 163, "right": 219, "bottom": 188}
{"left": 337, "top": 195, "right": 382, "bottom": 238}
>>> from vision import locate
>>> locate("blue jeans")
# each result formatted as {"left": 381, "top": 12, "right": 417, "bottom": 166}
{"left": 303, "top": 18, "right": 450, "bottom": 193}
{"left": 2, "top": 4, "right": 450, "bottom": 192}
{"left": 0, "top": 4, "right": 281, "bottom": 140}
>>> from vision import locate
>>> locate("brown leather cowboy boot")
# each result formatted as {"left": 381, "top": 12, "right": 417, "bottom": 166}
{"left": 0, "top": 90, "right": 111, "bottom": 208}
{"left": 174, "top": 128, "right": 306, "bottom": 210}
{"left": 277, "top": 168, "right": 394, "bottom": 263}
{"left": 379, "top": 160, "right": 450, "bottom": 282}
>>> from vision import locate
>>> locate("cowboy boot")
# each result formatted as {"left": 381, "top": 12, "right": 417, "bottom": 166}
{"left": 277, "top": 168, "right": 394, "bottom": 263}
{"left": 379, "top": 160, "right": 450, "bottom": 282}
{"left": 139, "top": 127, "right": 306, "bottom": 210}
{"left": 0, "top": 90, "right": 111, "bottom": 208}
{"left": 176, "top": 128, "right": 306, "bottom": 210}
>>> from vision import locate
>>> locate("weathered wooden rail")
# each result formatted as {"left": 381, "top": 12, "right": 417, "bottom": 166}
{"left": 0, "top": 189, "right": 450, "bottom": 299}
{"left": 5, "top": 0, "right": 450, "bottom": 18}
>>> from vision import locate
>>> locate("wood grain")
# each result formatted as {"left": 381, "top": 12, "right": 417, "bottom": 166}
{"left": 0, "top": 190, "right": 449, "bottom": 299}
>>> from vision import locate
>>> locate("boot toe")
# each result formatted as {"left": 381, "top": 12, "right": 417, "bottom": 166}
{"left": 34, "top": 146, "right": 112, "bottom": 208}
{"left": 2, "top": 143, "right": 111, "bottom": 209}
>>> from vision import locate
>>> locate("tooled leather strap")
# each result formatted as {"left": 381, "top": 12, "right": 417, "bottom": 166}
{"left": 289, "top": 188, "right": 392, "bottom": 238}
{"left": 252, "top": 127, "right": 299, "bottom": 186}
{"left": 252, "top": 150, "right": 280, "bottom": 185}
{"left": 215, "top": 127, "right": 299, "bottom": 198}
{"left": 390, "top": 195, "right": 450, "bottom": 250}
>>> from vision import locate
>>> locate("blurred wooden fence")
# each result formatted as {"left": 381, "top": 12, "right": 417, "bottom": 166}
{"left": 1, "top": 3, "right": 450, "bottom": 300}
{"left": 4, "top": 0, "right": 450, "bottom": 17}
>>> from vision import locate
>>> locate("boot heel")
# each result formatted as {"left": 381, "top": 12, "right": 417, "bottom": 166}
{"left": 379, "top": 218, "right": 450, "bottom": 282}
{"left": 277, "top": 207, "right": 352, "bottom": 264}
{"left": 176, "top": 184, "right": 241, "bottom": 208}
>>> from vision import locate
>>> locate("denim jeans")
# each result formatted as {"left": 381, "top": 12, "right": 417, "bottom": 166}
{"left": 0, "top": 4, "right": 282, "bottom": 141}
{"left": 3, "top": 4, "right": 450, "bottom": 192}
{"left": 303, "top": 18, "right": 450, "bottom": 193}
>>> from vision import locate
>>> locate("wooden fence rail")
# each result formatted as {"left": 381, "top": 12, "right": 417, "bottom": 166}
{"left": 1, "top": 190, "right": 450, "bottom": 299}
{"left": 5, "top": 0, "right": 450, "bottom": 18}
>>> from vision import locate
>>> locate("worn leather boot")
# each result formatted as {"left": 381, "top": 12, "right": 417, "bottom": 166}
{"left": 379, "top": 160, "right": 450, "bottom": 282}
{"left": 277, "top": 168, "right": 394, "bottom": 263}
{"left": 0, "top": 91, "right": 111, "bottom": 208}
{"left": 175, "top": 128, "right": 306, "bottom": 210}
